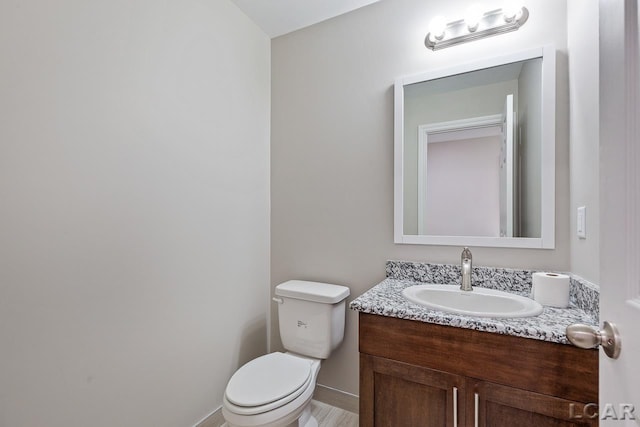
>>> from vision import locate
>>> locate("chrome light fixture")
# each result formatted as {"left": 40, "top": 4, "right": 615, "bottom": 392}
{"left": 425, "top": 6, "right": 529, "bottom": 51}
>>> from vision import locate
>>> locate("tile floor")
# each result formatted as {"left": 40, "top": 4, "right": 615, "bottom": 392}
{"left": 310, "top": 400, "right": 359, "bottom": 426}
{"left": 219, "top": 400, "right": 359, "bottom": 427}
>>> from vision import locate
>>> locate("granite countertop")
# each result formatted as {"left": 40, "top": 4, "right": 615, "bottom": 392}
{"left": 349, "top": 261, "right": 600, "bottom": 345}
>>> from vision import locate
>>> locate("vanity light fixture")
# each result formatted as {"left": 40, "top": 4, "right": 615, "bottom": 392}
{"left": 425, "top": 6, "right": 529, "bottom": 51}
{"left": 427, "top": 16, "right": 447, "bottom": 43}
{"left": 464, "top": 5, "right": 483, "bottom": 32}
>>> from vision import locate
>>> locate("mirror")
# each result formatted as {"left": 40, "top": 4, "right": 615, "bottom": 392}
{"left": 394, "top": 46, "right": 555, "bottom": 248}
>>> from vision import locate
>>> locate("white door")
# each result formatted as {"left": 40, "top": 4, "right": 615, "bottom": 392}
{"left": 598, "top": 0, "right": 640, "bottom": 424}
{"left": 499, "top": 94, "right": 514, "bottom": 237}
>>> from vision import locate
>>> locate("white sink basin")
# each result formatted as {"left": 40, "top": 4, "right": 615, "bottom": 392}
{"left": 402, "top": 284, "right": 543, "bottom": 318}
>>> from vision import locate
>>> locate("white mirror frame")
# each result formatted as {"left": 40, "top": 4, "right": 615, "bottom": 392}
{"left": 394, "top": 45, "right": 556, "bottom": 248}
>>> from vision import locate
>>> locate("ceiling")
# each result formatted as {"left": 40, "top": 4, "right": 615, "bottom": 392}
{"left": 231, "top": 0, "right": 383, "bottom": 38}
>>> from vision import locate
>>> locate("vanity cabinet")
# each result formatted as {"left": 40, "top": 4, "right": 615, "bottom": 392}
{"left": 471, "top": 379, "right": 597, "bottom": 427}
{"left": 359, "top": 313, "right": 599, "bottom": 427}
{"left": 361, "top": 354, "right": 466, "bottom": 427}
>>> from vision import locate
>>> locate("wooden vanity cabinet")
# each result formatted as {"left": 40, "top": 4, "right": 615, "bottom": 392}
{"left": 361, "top": 354, "right": 466, "bottom": 427}
{"left": 359, "top": 313, "right": 599, "bottom": 427}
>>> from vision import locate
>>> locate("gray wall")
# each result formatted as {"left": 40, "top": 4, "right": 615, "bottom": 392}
{"left": 0, "top": 1, "right": 270, "bottom": 425}
{"left": 272, "top": 0, "right": 569, "bottom": 395}
{"left": 567, "top": 0, "right": 600, "bottom": 284}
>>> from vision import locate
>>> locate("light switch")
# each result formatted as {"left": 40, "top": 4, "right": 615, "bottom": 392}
{"left": 577, "top": 206, "right": 586, "bottom": 239}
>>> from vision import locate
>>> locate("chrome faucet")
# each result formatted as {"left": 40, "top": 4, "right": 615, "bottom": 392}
{"left": 460, "top": 247, "right": 473, "bottom": 291}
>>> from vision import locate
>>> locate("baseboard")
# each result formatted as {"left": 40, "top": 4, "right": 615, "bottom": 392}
{"left": 194, "top": 406, "right": 225, "bottom": 427}
{"left": 313, "top": 384, "right": 359, "bottom": 414}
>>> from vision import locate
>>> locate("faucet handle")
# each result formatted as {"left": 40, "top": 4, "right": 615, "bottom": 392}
{"left": 461, "top": 247, "right": 472, "bottom": 261}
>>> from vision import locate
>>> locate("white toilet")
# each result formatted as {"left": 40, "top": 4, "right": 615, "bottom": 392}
{"left": 222, "top": 280, "right": 350, "bottom": 427}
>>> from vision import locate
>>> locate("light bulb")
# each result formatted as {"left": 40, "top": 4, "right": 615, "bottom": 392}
{"left": 428, "top": 16, "right": 447, "bottom": 42}
{"left": 502, "top": 2, "right": 523, "bottom": 22}
{"left": 465, "top": 5, "right": 483, "bottom": 32}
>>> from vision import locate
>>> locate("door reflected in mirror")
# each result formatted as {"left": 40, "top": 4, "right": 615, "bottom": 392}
{"left": 394, "top": 46, "right": 555, "bottom": 248}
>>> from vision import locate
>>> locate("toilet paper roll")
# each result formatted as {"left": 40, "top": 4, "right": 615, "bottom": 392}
{"left": 531, "top": 272, "right": 570, "bottom": 308}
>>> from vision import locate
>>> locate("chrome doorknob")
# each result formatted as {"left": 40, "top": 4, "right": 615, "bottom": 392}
{"left": 566, "top": 321, "right": 621, "bottom": 359}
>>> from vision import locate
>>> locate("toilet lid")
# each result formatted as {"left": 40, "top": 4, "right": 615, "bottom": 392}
{"left": 225, "top": 352, "right": 312, "bottom": 408}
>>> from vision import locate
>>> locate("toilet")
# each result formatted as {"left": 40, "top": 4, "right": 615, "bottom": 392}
{"left": 222, "top": 280, "right": 350, "bottom": 427}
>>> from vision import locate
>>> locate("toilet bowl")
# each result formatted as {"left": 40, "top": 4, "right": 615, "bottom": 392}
{"left": 222, "top": 353, "right": 321, "bottom": 427}
{"left": 222, "top": 280, "right": 350, "bottom": 427}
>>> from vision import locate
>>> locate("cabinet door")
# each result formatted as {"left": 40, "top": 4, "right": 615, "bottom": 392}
{"left": 470, "top": 380, "right": 598, "bottom": 427}
{"left": 360, "top": 354, "right": 465, "bottom": 427}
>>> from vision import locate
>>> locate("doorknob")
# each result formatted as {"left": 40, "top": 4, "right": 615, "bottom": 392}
{"left": 566, "top": 321, "right": 621, "bottom": 359}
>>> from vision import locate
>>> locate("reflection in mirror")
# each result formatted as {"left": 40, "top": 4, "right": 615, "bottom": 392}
{"left": 404, "top": 58, "right": 542, "bottom": 238}
{"left": 394, "top": 46, "right": 555, "bottom": 248}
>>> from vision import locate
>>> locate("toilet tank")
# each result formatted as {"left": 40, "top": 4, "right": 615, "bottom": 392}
{"left": 275, "top": 280, "right": 350, "bottom": 359}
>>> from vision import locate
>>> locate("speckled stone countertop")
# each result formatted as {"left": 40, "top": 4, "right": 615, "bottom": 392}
{"left": 349, "top": 261, "right": 599, "bottom": 345}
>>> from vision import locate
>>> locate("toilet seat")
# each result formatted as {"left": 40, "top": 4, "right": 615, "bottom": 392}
{"left": 224, "top": 352, "right": 313, "bottom": 416}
